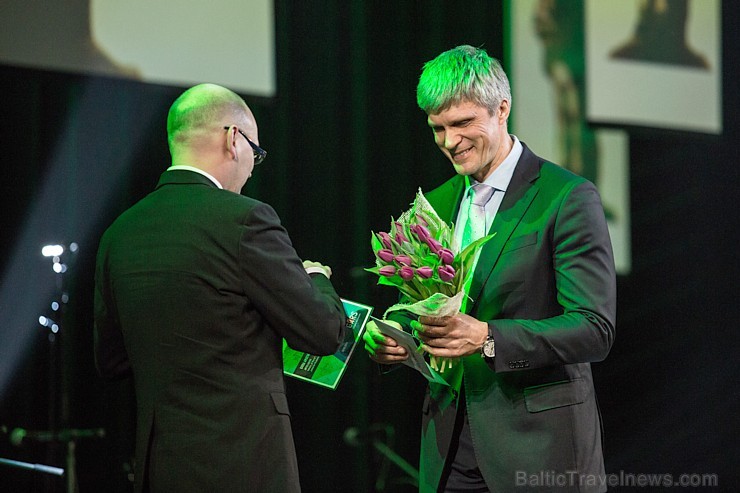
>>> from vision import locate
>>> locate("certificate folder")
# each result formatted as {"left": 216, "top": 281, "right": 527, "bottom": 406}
{"left": 283, "top": 299, "right": 372, "bottom": 390}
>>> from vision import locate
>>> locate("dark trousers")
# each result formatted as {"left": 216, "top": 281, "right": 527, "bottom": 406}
{"left": 438, "top": 390, "right": 490, "bottom": 493}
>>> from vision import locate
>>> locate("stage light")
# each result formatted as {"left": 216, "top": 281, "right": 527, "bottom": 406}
{"left": 0, "top": 77, "right": 159, "bottom": 400}
{"left": 38, "top": 316, "right": 58, "bottom": 332}
{"left": 41, "top": 245, "right": 64, "bottom": 257}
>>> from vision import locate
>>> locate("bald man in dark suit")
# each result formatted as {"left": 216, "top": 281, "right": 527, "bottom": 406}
{"left": 94, "top": 83, "right": 346, "bottom": 493}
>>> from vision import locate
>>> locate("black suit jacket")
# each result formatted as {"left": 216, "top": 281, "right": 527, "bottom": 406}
{"left": 396, "top": 143, "right": 616, "bottom": 492}
{"left": 94, "top": 170, "right": 346, "bottom": 493}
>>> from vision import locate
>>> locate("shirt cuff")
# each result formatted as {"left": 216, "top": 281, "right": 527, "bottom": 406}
{"left": 305, "top": 266, "right": 330, "bottom": 278}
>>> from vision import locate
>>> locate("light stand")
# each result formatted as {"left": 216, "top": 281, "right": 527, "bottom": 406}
{"left": 20, "top": 242, "right": 105, "bottom": 493}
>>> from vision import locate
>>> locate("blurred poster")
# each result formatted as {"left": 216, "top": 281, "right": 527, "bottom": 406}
{"left": 0, "top": 0, "right": 275, "bottom": 97}
{"left": 585, "top": 0, "right": 721, "bottom": 133}
{"left": 508, "top": 0, "right": 631, "bottom": 274}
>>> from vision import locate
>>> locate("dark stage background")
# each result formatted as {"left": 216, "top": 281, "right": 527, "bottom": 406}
{"left": 1, "top": 1, "right": 737, "bottom": 491}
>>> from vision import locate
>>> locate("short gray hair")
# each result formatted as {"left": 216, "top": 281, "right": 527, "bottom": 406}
{"left": 416, "top": 45, "right": 511, "bottom": 115}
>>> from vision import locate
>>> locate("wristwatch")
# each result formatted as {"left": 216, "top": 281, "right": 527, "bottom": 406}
{"left": 481, "top": 327, "right": 495, "bottom": 358}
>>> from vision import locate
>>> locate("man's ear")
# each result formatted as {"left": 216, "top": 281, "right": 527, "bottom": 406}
{"left": 498, "top": 99, "right": 511, "bottom": 124}
{"left": 225, "top": 126, "right": 239, "bottom": 161}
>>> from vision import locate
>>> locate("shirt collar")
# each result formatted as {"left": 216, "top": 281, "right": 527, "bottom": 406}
{"left": 467, "top": 135, "right": 523, "bottom": 192}
{"left": 166, "top": 165, "right": 223, "bottom": 189}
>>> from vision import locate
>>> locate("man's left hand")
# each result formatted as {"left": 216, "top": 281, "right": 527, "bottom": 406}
{"left": 413, "top": 314, "right": 488, "bottom": 358}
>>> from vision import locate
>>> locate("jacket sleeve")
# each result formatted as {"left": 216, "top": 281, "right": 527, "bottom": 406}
{"left": 238, "top": 202, "right": 346, "bottom": 356}
{"left": 93, "top": 236, "right": 133, "bottom": 380}
{"left": 490, "top": 180, "right": 617, "bottom": 371}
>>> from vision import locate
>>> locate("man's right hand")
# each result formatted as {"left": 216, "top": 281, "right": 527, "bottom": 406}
{"left": 363, "top": 319, "right": 408, "bottom": 364}
{"left": 302, "top": 260, "right": 332, "bottom": 278}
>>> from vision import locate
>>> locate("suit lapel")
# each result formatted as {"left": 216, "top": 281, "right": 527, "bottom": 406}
{"left": 424, "top": 147, "right": 543, "bottom": 312}
{"left": 467, "top": 147, "right": 541, "bottom": 309}
{"left": 427, "top": 175, "right": 466, "bottom": 224}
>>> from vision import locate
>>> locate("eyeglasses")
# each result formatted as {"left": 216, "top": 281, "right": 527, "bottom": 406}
{"left": 223, "top": 126, "right": 267, "bottom": 165}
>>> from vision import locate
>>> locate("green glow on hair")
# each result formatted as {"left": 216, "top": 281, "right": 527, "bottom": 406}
{"left": 416, "top": 45, "right": 512, "bottom": 115}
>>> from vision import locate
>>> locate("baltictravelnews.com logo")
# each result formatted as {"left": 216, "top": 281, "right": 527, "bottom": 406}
{"left": 515, "top": 470, "right": 719, "bottom": 489}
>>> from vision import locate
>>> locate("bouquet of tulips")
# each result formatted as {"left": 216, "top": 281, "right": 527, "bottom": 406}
{"left": 367, "top": 189, "right": 494, "bottom": 371}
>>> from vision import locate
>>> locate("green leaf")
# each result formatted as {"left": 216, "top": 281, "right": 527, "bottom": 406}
{"left": 398, "top": 284, "right": 422, "bottom": 300}
{"left": 400, "top": 242, "right": 417, "bottom": 255}
{"left": 370, "top": 232, "right": 383, "bottom": 252}
{"left": 422, "top": 254, "right": 441, "bottom": 267}
{"left": 459, "top": 232, "right": 496, "bottom": 264}
{"left": 378, "top": 276, "right": 403, "bottom": 288}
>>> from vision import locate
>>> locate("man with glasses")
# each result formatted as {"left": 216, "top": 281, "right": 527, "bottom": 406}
{"left": 94, "top": 83, "right": 346, "bottom": 493}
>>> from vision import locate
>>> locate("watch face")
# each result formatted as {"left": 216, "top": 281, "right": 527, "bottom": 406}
{"left": 483, "top": 340, "right": 495, "bottom": 358}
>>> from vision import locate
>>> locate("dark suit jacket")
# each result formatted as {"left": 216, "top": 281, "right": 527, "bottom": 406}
{"left": 398, "top": 143, "right": 616, "bottom": 492}
{"left": 94, "top": 170, "right": 346, "bottom": 493}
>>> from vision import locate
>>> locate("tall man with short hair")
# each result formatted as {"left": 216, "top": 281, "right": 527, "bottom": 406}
{"left": 365, "top": 46, "right": 616, "bottom": 493}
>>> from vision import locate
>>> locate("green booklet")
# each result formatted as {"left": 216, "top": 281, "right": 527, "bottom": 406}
{"left": 283, "top": 299, "right": 373, "bottom": 390}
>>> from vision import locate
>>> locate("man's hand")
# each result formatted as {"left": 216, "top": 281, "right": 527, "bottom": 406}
{"left": 413, "top": 314, "right": 488, "bottom": 358}
{"left": 302, "top": 260, "right": 332, "bottom": 278}
{"left": 363, "top": 319, "right": 408, "bottom": 364}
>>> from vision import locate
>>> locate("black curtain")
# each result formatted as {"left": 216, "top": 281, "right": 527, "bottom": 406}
{"left": 1, "top": 1, "right": 737, "bottom": 492}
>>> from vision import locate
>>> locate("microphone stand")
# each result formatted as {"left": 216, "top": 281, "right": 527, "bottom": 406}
{"left": 6, "top": 426, "right": 105, "bottom": 492}
{"left": 344, "top": 424, "right": 419, "bottom": 491}
{"left": 0, "top": 457, "right": 64, "bottom": 477}
{"left": 369, "top": 439, "right": 419, "bottom": 489}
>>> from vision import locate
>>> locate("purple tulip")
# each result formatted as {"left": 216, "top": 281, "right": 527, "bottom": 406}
{"left": 438, "top": 265, "right": 456, "bottom": 282}
{"left": 377, "top": 249, "right": 395, "bottom": 262}
{"left": 399, "top": 266, "right": 415, "bottom": 281}
{"left": 394, "top": 227, "right": 409, "bottom": 244}
{"left": 379, "top": 265, "right": 396, "bottom": 277}
{"left": 437, "top": 248, "right": 454, "bottom": 265}
{"left": 411, "top": 224, "right": 431, "bottom": 241}
{"left": 394, "top": 255, "right": 412, "bottom": 265}
{"left": 426, "top": 237, "right": 443, "bottom": 253}
{"left": 416, "top": 266, "right": 433, "bottom": 279}
{"left": 378, "top": 232, "right": 393, "bottom": 249}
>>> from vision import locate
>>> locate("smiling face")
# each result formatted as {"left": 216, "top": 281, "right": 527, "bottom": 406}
{"left": 427, "top": 99, "right": 512, "bottom": 183}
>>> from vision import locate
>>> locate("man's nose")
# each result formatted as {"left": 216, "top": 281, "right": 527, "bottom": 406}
{"left": 444, "top": 130, "right": 461, "bottom": 149}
